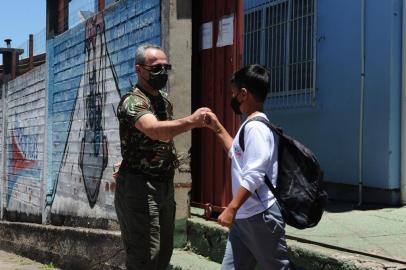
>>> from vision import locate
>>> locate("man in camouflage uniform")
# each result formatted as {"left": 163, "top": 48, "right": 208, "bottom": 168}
{"left": 115, "top": 44, "right": 210, "bottom": 270}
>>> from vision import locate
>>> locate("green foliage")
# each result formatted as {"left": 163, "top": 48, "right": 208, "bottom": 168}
{"left": 42, "top": 262, "right": 55, "bottom": 269}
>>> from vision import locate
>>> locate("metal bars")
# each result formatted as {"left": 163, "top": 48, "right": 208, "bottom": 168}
{"left": 17, "top": 29, "right": 47, "bottom": 60}
{"left": 244, "top": 0, "right": 316, "bottom": 109}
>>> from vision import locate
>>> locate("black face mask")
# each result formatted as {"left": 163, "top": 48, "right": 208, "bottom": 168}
{"left": 147, "top": 71, "right": 168, "bottom": 90}
{"left": 230, "top": 96, "right": 242, "bottom": 115}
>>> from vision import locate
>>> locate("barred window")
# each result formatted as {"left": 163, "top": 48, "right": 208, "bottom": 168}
{"left": 244, "top": 0, "right": 317, "bottom": 109}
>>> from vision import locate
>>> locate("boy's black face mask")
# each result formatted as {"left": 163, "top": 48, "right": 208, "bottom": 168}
{"left": 230, "top": 96, "right": 242, "bottom": 115}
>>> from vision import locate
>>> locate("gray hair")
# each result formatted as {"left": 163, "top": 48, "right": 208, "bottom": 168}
{"left": 135, "top": 44, "right": 162, "bottom": 65}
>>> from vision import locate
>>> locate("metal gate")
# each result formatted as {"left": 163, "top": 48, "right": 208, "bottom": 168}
{"left": 191, "top": 0, "right": 243, "bottom": 218}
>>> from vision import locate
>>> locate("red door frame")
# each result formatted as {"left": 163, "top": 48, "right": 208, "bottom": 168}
{"left": 191, "top": 0, "right": 243, "bottom": 219}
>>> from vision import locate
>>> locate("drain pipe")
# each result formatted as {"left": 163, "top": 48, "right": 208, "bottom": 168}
{"left": 358, "top": 0, "right": 366, "bottom": 207}
{"left": 401, "top": 0, "right": 406, "bottom": 205}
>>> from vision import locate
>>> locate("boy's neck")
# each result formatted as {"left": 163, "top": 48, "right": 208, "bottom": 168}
{"left": 245, "top": 104, "right": 264, "bottom": 119}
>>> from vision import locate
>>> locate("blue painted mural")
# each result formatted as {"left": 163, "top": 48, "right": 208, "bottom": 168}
{"left": 45, "top": 0, "right": 161, "bottom": 217}
{"left": 7, "top": 122, "right": 40, "bottom": 204}
{"left": 52, "top": 13, "right": 119, "bottom": 209}
{"left": 4, "top": 65, "right": 46, "bottom": 214}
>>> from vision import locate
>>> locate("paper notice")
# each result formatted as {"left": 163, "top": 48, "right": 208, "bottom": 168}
{"left": 217, "top": 15, "right": 234, "bottom": 47}
{"left": 201, "top": 22, "right": 213, "bottom": 50}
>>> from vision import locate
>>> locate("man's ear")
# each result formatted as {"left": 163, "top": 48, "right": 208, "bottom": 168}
{"left": 135, "top": 64, "right": 141, "bottom": 73}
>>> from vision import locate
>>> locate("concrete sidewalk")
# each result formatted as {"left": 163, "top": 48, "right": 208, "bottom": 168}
{"left": 187, "top": 202, "right": 406, "bottom": 270}
{"left": 285, "top": 202, "right": 406, "bottom": 268}
{"left": 0, "top": 250, "right": 60, "bottom": 270}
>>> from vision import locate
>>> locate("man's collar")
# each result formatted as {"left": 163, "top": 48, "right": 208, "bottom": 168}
{"left": 136, "top": 84, "right": 161, "bottom": 100}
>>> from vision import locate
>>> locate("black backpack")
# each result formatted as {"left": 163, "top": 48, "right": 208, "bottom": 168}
{"left": 239, "top": 116, "right": 328, "bottom": 229}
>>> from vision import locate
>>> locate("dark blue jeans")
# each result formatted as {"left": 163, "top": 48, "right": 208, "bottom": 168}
{"left": 114, "top": 170, "right": 175, "bottom": 270}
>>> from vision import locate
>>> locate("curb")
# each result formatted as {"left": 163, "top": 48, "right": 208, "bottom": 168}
{"left": 288, "top": 240, "right": 405, "bottom": 270}
{"left": 0, "top": 221, "right": 124, "bottom": 270}
{"left": 187, "top": 216, "right": 406, "bottom": 270}
{"left": 0, "top": 220, "right": 219, "bottom": 270}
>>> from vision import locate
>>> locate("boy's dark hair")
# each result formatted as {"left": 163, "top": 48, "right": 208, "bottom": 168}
{"left": 230, "top": 64, "right": 270, "bottom": 102}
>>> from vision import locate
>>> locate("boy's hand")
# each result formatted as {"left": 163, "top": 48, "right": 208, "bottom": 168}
{"left": 204, "top": 112, "right": 222, "bottom": 132}
{"left": 218, "top": 205, "right": 237, "bottom": 228}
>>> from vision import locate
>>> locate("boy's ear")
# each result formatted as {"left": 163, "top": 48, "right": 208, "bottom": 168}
{"left": 241, "top": 87, "right": 248, "bottom": 98}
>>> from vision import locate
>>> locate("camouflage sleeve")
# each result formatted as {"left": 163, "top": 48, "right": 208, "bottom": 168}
{"left": 121, "top": 94, "right": 152, "bottom": 124}
{"left": 160, "top": 91, "right": 174, "bottom": 120}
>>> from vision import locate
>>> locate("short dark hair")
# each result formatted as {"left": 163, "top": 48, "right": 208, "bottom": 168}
{"left": 230, "top": 64, "right": 270, "bottom": 102}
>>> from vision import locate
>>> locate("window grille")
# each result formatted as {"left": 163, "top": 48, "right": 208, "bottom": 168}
{"left": 244, "top": 0, "right": 317, "bottom": 109}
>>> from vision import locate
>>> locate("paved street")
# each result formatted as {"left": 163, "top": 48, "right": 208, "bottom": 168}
{"left": 0, "top": 250, "right": 59, "bottom": 270}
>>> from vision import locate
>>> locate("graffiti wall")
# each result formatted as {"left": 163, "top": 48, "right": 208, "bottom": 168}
{"left": 0, "top": 86, "right": 4, "bottom": 214}
{"left": 46, "top": 0, "right": 161, "bottom": 220}
{"left": 4, "top": 65, "right": 46, "bottom": 217}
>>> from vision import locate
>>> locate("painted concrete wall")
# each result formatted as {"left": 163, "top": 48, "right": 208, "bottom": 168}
{"left": 45, "top": 0, "right": 161, "bottom": 221}
{"left": 4, "top": 65, "right": 46, "bottom": 217}
{"left": 0, "top": 85, "right": 4, "bottom": 217}
{"left": 0, "top": 0, "right": 193, "bottom": 225}
{"left": 162, "top": 0, "right": 192, "bottom": 220}
{"left": 267, "top": 0, "right": 402, "bottom": 190}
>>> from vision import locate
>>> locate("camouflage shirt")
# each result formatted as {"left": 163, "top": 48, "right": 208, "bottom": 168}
{"left": 117, "top": 86, "right": 178, "bottom": 176}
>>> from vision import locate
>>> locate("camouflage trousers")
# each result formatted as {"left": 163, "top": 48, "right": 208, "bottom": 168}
{"left": 114, "top": 169, "right": 176, "bottom": 270}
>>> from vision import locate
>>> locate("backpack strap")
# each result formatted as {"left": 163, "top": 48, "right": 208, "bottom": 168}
{"left": 238, "top": 116, "right": 283, "bottom": 197}
{"left": 238, "top": 116, "right": 283, "bottom": 151}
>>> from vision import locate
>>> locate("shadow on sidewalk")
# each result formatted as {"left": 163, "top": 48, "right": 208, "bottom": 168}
{"left": 324, "top": 200, "right": 401, "bottom": 213}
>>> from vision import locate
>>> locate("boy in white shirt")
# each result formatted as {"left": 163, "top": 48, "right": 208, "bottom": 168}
{"left": 204, "top": 64, "right": 291, "bottom": 269}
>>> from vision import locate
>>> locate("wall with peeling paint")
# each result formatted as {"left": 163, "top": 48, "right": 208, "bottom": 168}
{"left": 0, "top": 0, "right": 193, "bottom": 227}
{"left": 45, "top": 0, "right": 161, "bottom": 223}
{"left": 1, "top": 65, "right": 46, "bottom": 221}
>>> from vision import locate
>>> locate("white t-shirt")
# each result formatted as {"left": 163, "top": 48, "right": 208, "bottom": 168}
{"left": 228, "top": 113, "right": 278, "bottom": 219}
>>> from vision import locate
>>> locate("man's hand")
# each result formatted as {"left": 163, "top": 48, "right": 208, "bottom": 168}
{"left": 218, "top": 205, "right": 237, "bottom": 228}
{"left": 112, "top": 161, "right": 121, "bottom": 180}
{"left": 190, "top": 107, "right": 212, "bottom": 128}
